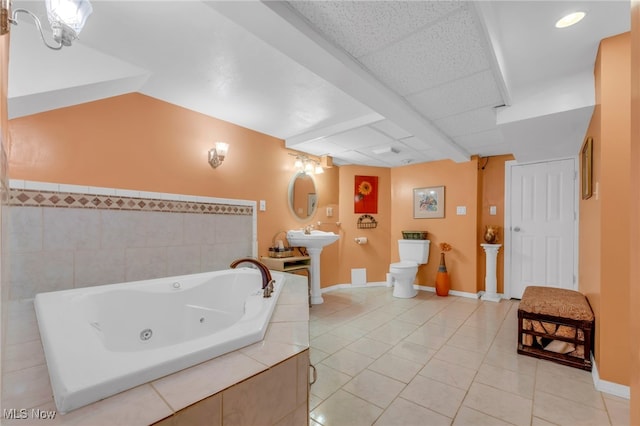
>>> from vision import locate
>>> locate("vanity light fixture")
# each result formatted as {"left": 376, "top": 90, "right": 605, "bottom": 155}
{"left": 208, "top": 142, "right": 229, "bottom": 169}
{"left": 555, "top": 11, "right": 586, "bottom": 28}
{"left": 290, "top": 153, "right": 324, "bottom": 175}
{"left": 3, "top": 0, "right": 93, "bottom": 49}
{"left": 304, "top": 162, "right": 314, "bottom": 174}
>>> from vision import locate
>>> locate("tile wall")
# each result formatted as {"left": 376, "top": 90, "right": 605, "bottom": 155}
{"left": 4, "top": 181, "right": 256, "bottom": 300}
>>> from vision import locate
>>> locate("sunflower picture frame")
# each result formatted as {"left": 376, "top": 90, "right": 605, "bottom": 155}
{"left": 354, "top": 175, "right": 378, "bottom": 213}
{"left": 413, "top": 186, "right": 445, "bottom": 219}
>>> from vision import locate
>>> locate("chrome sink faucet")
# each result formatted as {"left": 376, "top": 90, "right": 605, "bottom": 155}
{"left": 304, "top": 224, "right": 314, "bottom": 234}
{"left": 229, "top": 258, "right": 275, "bottom": 297}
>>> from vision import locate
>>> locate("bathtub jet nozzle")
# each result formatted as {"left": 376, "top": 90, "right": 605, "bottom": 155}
{"left": 140, "top": 328, "right": 153, "bottom": 341}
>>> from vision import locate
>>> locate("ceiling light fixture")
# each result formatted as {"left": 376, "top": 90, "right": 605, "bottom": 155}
{"left": 555, "top": 11, "right": 586, "bottom": 28}
{"left": 4, "top": 0, "right": 93, "bottom": 49}
{"left": 372, "top": 146, "right": 400, "bottom": 155}
{"left": 208, "top": 142, "right": 229, "bottom": 169}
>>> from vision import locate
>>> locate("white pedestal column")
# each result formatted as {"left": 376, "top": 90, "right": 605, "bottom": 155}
{"left": 307, "top": 247, "right": 324, "bottom": 304}
{"left": 481, "top": 244, "right": 502, "bottom": 302}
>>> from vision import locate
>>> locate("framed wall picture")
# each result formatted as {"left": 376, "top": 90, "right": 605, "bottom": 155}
{"left": 581, "top": 137, "right": 593, "bottom": 200}
{"left": 354, "top": 175, "right": 378, "bottom": 213}
{"left": 414, "top": 186, "right": 445, "bottom": 219}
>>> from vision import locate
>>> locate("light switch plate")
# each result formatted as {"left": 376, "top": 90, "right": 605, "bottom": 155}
{"left": 489, "top": 206, "right": 497, "bottom": 215}
{"left": 456, "top": 206, "right": 466, "bottom": 215}
{"left": 259, "top": 200, "right": 266, "bottom": 211}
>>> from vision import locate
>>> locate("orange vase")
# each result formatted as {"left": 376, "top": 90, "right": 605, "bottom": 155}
{"left": 435, "top": 252, "right": 450, "bottom": 296}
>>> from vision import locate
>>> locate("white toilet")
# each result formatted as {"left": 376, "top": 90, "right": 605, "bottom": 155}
{"left": 389, "top": 239, "right": 431, "bottom": 298}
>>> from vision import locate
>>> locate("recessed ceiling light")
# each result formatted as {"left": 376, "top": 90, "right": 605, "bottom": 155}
{"left": 555, "top": 11, "right": 586, "bottom": 28}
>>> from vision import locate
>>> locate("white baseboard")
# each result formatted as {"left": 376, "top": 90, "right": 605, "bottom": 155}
{"left": 320, "top": 281, "right": 388, "bottom": 293}
{"left": 477, "top": 291, "right": 508, "bottom": 300}
{"left": 320, "top": 283, "right": 349, "bottom": 293}
{"left": 416, "top": 285, "right": 480, "bottom": 300}
{"left": 591, "top": 352, "right": 630, "bottom": 399}
{"left": 322, "top": 283, "right": 499, "bottom": 301}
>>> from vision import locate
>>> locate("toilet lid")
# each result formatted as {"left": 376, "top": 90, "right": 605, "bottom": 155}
{"left": 390, "top": 261, "right": 418, "bottom": 269}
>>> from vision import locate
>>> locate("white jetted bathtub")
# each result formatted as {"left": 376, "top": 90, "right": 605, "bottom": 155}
{"left": 34, "top": 268, "right": 285, "bottom": 414}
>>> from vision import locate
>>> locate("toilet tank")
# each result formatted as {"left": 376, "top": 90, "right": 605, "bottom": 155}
{"left": 398, "top": 239, "right": 431, "bottom": 264}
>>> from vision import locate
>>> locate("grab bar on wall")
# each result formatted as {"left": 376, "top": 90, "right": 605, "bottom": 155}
{"left": 316, "top": 221, "right": 341, "bottom": 227}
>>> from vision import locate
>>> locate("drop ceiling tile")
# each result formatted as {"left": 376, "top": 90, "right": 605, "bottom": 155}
{"left": 407, "top": 70, "right": 504, "bottom": 120}
{"left": 287, "top": 1, "right": 463, "bottom": 58}
{"left": 454, "top": 128, "right": 504, "bottom": 151}
{"left": 434, "top": 107, "right": 497, "bottom": 137}
{"left": 322, "top": 126, "right": 394, "bottom": 150}
{"left": 399, "top": 136, "right": 430, "bottom": 151}
{"left": 337, "top": 150, "right": 389, "bottom": 167}
{"left": 395, "top": 139, "right": 449, "bottom": 164}
{"left": 358, "top": 6, "right": 490, "bottom": 96}
{"left": 370, "top": 119, "right": 413, "bottom": 140}
{"left": 474, "top": 143, "right": 512, "bottom": 157}
{"left": 412, "top": 148, "right": 449, "bottom": 163}
{"left": 289, "top": 139, "right": 348, "bottom": 156}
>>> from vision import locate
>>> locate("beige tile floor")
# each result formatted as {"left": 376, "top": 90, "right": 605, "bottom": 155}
{"left": 308, "top": 286, "right": 630, "bottom": 426}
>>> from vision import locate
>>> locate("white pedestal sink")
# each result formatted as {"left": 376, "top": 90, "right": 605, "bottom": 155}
{"left": 286, "top": 230, "right": 340, "bottom": 304}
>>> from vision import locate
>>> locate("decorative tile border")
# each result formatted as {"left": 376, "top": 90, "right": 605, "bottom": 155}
{"left": 8, "top": 189, "right": 253, "bottom": 216}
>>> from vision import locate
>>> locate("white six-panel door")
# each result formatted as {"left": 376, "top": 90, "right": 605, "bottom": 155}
{"left": 506, "top": 158, "right": 577, "bottom": 299}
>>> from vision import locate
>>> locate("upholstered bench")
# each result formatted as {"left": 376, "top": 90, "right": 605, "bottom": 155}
{"left": 517, "top": 286, "right": 594, "bottom": 371}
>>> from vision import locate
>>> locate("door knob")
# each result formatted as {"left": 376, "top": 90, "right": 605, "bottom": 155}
{"left": 513, "top": 226, "right": 521, "bottom": 232}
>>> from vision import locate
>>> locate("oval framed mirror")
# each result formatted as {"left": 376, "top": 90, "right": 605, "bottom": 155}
{"left": 288, "top": 172, "right": 317, "bottom": 220}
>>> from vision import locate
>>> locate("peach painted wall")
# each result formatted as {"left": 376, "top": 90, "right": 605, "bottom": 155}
{"left": 598, "top": 33, "right": 631, "bottom": 386}
{"left": 477, "top": 154, "right": 513, "bottom": 294}
{"left": 580, "top": 92, "right": 602, "bottom": 362}
{"left": 580, "top": 33, "right": 631, "bottom": 386}
{"left": 335, "top": 166, "right": 391, "bottom": 285}
{"left": 630, "top": 1, "right": 640, "bottom": 421}
{"left": 390, "top": 159, "right": 479, "bottom": 294}
{"left": 8, "top": 93, "right": 340, "bottom": 284}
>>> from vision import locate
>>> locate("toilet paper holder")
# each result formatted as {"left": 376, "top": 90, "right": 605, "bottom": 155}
{"left": 354, "top": 237, "right": 368, "bottom": 245}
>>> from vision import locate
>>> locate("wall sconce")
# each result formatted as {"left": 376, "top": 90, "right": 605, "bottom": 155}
{"left": 208, "top": 142, "right": 229, "bottom": 169}
{"left": 4, "top": 0, "right": 93, "bottom": 50}
{"left": 290, "top": 153, "right": 323, "bottom": 175}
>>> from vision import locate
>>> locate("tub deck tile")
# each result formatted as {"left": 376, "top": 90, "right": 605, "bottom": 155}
{"left": 151, "top": 347, "right": 270, "bottom": 412}
{"left": 241, "top": 339, "right": 308, "bottom": 366}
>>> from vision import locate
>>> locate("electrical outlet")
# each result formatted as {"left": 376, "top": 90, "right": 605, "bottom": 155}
{"left": 456, "top": 206, "right": 466, "bottom": 215}
{"left": 489, "top": 206, "right": 497, "bottom": 215}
